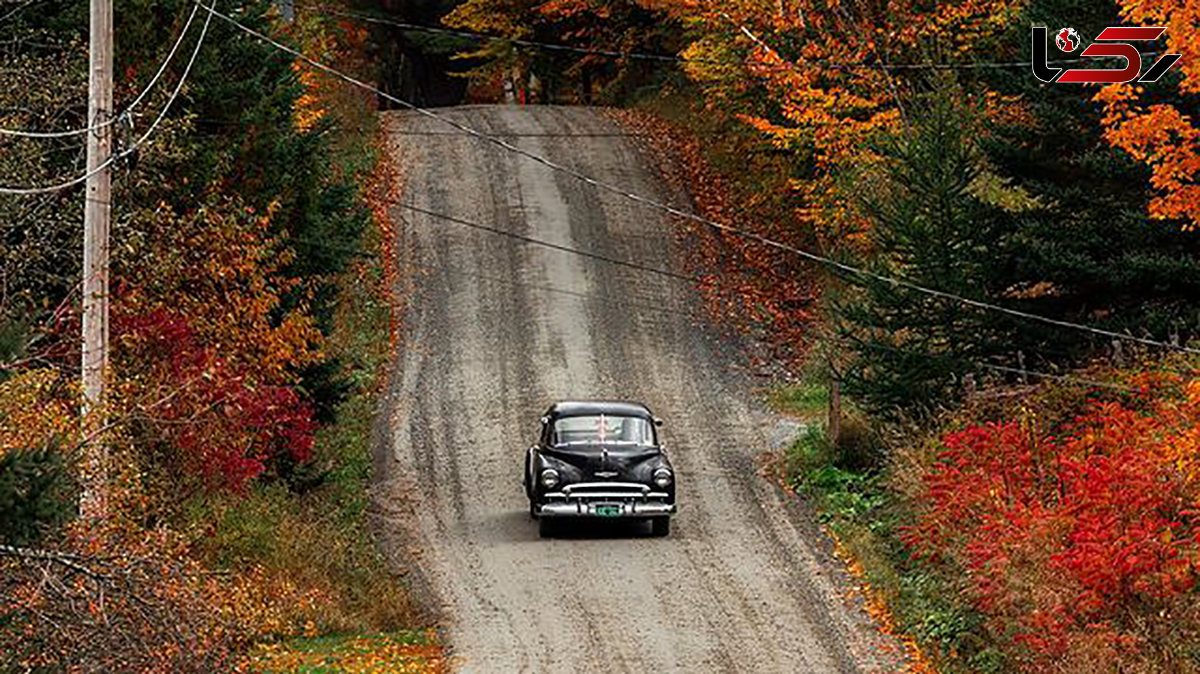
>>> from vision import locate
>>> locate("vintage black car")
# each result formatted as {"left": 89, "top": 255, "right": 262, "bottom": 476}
{"left": 524, "top": 400, "right": 676, "bottom": 538}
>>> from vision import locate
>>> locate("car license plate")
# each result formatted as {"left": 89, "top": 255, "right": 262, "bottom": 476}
{"left": 594, "top": 504, "right": 621, "bottom": 517}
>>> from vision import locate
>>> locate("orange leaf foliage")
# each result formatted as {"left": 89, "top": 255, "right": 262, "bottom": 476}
{"left": 243, "top": 632, "right": 448, "bottom": 673}
{"left": 119, "top": 200, "right": 322, "bottom": 386}
{"left": 1097, "top": 0, "right": 1200, "bottom": 229}
{"left": 0, "top": 369, "right": 76, "bottom": 457}
{"left": 650, "top": 0, "right": 1025, "bottom": 243}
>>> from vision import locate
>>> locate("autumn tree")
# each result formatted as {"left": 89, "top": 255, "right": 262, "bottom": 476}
{"left": 660, "top": 0, "right": 1199, "bottom": 415}
{"left": 968, "top": 0, "right": 1200, "bottom": 352}
{"left": 0, "top": 21, "right": 89, "bottom": 376}
{"left": 0, "top": 372, "right": 77, "bottom": 545}
{"left": 1, "top": 2, "right": 385, "bottom": 667}
{"left": 1096, "top": 0, "right": 1200, "bottom": 230}
{"left": 114, "top": 199, "right": 322, "bottom": 496}
{"left": 663, "top": 0, "right": 1026, "bottom": 245}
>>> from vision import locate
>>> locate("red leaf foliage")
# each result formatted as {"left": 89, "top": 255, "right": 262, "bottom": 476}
{"left": 904, "top": 378, "right": 1200, "bottom": 671}
{"left": 118, "top": 309, "right": 316, "bottom": 490}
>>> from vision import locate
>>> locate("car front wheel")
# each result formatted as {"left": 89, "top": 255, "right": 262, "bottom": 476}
{"left": 529, "top": 501, "right": 539, "bottom": 520}
{"left": 650, "top": 517, "right": 670, "bottom": 537}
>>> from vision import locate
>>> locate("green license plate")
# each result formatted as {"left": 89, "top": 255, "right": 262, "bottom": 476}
{"left": 594, "top": 504, "right": 621, "bottom": 517}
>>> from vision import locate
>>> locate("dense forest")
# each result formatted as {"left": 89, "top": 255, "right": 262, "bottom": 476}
{"left": 454, "top": 0, "right": 1197, "bottom": 670}
{"left": 3, "top": 0, "right": 1199, "bottom": 670}
{"left": 1, "top": 1, "right": 442, "bottom": 669}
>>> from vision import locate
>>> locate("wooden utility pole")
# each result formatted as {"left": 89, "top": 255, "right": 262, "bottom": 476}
{"left": 81, "top": 0, "right": 112, "bottom": 521}
{"left": 828, "top": 377, "right": 841, "bottom": 448}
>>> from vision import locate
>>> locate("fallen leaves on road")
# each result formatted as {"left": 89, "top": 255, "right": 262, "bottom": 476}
{"left": 830, "top": 532, "right": 938, "bottom": 674}
{"left": 608, "top": 107, "right": 817, "bottom": 375}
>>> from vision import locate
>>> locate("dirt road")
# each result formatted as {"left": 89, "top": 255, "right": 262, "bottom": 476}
{"left": 375, "top": 105, "right": 904, "bottom": 673}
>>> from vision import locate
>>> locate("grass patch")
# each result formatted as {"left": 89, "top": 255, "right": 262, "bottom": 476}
{"left": 787, "top": 425, "right": 1005, "bottom": 673}
{"left": 246, "top": 630, "right": 445, "bottom": 673}
{"left": 767, "top": 382, "right": 829, "bottom": 418}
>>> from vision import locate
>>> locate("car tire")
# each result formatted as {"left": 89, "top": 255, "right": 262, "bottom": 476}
{"left": 523, "top": 450, "right": 534, "bottom": 500}
{"left": 650, "top": 517, "right": 670, "bottom": 537}
{"left": 538, "top": 517, "right": 553, "bottom": 538}
{"left": 529, "top": 501, "right": 539, "bottom": 520}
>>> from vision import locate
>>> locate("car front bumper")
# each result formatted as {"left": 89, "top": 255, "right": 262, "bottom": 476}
{"left": 537, "top": 500, "right": 675, "bottom": 518}
{"left": 535, "top": 481, "right": 675, "bottom": 518}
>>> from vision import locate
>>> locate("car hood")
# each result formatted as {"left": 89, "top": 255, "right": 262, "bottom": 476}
{"left": 541, "top": 445, "right": 666, "bottom": 482}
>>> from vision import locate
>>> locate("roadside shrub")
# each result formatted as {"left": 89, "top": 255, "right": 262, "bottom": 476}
{"left": 0, "top": 524, "right": 339, "bottom": 672}
{"left": 0, "top": 369, "right": 78, "bottom": 545}
{"left": 833, "top": 411, "right": 877, "bottom": 472}
{"left": 0, "top": 445, "right": 74, "bottom": 545}
{"left": 903, "top": 374, "right": 1200, "bottom": 673}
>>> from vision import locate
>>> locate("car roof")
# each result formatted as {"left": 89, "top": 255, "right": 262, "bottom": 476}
{"left": 546, "top": 400, "right": 654, "bottom": 418}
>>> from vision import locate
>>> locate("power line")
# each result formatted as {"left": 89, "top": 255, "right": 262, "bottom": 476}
{"left": 397, "top": 200, "right": 823, "bottom": 311}
{"left": 0, "top": 0, "right": 202, "bottom": 139}
{"left": 395, "top": 199, "right": 1166, "bottom": 394}
{"left": 446, "top": 265, "right": 705, "bottom": 321}
{"left": 396, "top": 202, "right": 694, "bottom": 284}
{"left": 844, "top": 339, "right": 1143, "bottom": 393}
{"left": 400, "top": 204, "right": 1151, "bottom": 391}
{"left": 206, "top": 5, "right": 1200, "bottom": 357}
{"left": 0, "top": 0, "right": 38, "bottom": 25}
{"left": 316, "top": 5, "right": 1101, "bottom": 73}
{"left": 0, "top": 0, "right": 213, "bottom": 195}
{"left": 295, "top": 209, "right": 1128, "bottom": 390}
{"left": 389, "top": 213, "right": 708, "bottom": 321}
{"left": 977, "top": 362, "right": 1137, "bottom": 392}
{"left": 300, "top": 202, "right": 1148, "bottom": 393}
{"left": 295, "top": 212, "right": 714, "bottom": 320}
{"left": 850, "top": 339, "right": 1144, "bottom": 393}
{"left": 389, "top": 131, "right": 658, "bottom": 138}
{"left": 322, "top": 6, "right": 710, "bottom": 65}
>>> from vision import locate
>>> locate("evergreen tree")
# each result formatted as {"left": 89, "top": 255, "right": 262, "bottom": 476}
{"left": 973, "top": 0, "right": 1200, "bottom": 347}
{"left": 0, "top": 444, "right": 74, "bottom": 546}
{"left": 835, "top": 70, "right": 1200, "bottom": 419}
{"left": 833, "top": 94, "right": 1020, "bottom": 417}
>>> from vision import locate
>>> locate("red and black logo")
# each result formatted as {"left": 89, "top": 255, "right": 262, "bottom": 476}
{"left": 1032, "top": 26, "right": 1182, "bottom": 84}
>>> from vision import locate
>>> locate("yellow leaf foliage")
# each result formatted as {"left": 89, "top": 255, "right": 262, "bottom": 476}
{"left": 243, "top": 632, "right": 448, "bottom": 674}
{"left": 120, "top": 200, "right": 323, "bottom": 387}
{"left": 0, "top": 369, "right": 76, "bottom": 457}
{"left": 660, "top": 0, "right": 1026, "bottom": 243}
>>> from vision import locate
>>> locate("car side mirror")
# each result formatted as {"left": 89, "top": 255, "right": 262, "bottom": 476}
{"left": 653, "top": 417, "right": 663, "bottom": 427}
{"left": 540, "top": 416, "right": 549, "bottom": 426}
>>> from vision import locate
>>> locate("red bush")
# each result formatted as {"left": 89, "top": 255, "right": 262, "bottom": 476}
{"left": 904, "top": 380, "right": 1200, "bottom": 670}
{"left": 118, "top": 309, "right": 316, "bottom": 490}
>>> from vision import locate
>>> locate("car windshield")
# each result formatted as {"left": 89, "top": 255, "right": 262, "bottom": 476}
{"left": 551, "top": 414, "right": 654, "bottom": 446}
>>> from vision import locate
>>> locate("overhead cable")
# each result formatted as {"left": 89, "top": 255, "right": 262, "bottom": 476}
{"left": 0, "top": 0, "right": 213, "bottom": 195}
{"left": 0, "top": 0, "right": 202, "bottom": 139}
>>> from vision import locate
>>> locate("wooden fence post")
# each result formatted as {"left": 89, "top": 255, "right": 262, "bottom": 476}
{"left": 828, "top": 377, "right": 841, "bottom": 448}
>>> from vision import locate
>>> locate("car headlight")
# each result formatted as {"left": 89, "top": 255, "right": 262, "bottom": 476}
{"left": 652, "top": 468, "right": 672, "bottom": 489}
{"left": 540, "top": 468, "right": 561, "bottom": 489}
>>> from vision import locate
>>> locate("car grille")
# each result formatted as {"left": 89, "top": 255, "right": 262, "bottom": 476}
{"left": 548, "top": 482, "right": 669, "bottom": 502}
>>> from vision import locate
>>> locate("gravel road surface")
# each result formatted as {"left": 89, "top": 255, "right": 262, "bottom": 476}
{"left": 375, "top": 105, "right": 905, "bottom": 673}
